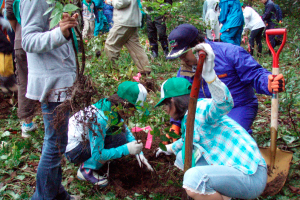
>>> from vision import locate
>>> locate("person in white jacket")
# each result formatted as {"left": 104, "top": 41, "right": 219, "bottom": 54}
{"left": 202, "top": 0, "right": 220, "bottom": 41}
{"left": 65, "top": 81, "right": 153, "bottom": 187}
{"left": 104, "top": 0, "right": 151, "bottom": 75}
{"left": 242, "top": 4, "right": 265, "bottom": 56}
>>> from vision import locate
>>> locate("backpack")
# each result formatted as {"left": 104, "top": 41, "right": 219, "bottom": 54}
{"left": 274, "top": 4, "right": 283, "bottom": 22}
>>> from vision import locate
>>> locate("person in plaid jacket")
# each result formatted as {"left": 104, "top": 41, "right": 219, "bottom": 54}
{"left": 155, "top": 43, "right": 267, "bottom": 200}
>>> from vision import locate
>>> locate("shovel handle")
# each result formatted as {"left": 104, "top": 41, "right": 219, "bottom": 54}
{"left": 265, "top": 29, "right": 287, "bottom": 69}
{"left": 266, "top": 29, "right": 287, "bottom": 170}
{"left": 184, "top": 50, "right": 206, "bottom": 173}
{"left": 190, "top": 51, "right": 206, "bottom": 98}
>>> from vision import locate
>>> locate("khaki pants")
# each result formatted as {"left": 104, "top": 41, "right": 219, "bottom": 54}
{"left": 105, "top": 25, "right": 151, "bottom": 73}
{"left": 82, "top": 18, "right": 95, "bottom": 38}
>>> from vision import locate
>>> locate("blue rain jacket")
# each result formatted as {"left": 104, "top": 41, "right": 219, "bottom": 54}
{"left": 93, "top": 0, "right": 109, "bottom": 36}
{"left": 219, "top": 0, "right": 244, "bottom": 33}
{"left": 103, "top": 3, "right": 114, "bottom": 29}
{"left": 171, "top": 40, "right": 271, "bottom": 132}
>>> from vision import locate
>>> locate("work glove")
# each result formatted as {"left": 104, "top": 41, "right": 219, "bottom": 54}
{"left": 127, "top": 140, "right": 143, "bottom": 155}
{"left": 0, "top": 18, "right": 12, "bottom": 32}
{"left": 192, "top": 43, "right": 217, "bottom": 84}
{"left": 156, "top": 144, "right": 174, "bottom": 157}
{"left": 268, "top": 74, "right": 285, "bottom": 93}
{"left": 162, "top": 124, "right": 181, "bottom": 145}
{"left": 135, "top": 153, "right": 154, "bottom": 171}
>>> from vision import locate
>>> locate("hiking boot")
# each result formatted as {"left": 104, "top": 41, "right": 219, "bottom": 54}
{"left": 77, "top": 164, "right": 108, "bottom": 187}
{"left": 151, "top": 50, "right": 158, "bottom": 58}
{"left": 21, "top": 122, "right": 37, "bottom": 138}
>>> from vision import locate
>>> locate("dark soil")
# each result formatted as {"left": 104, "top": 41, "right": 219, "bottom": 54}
{"left": 261, "top": 171, "right": 287, "bottom": 196}
{"left": 0, "top": 93, "right": 12, "bottom": 119}
{"left": 97, "top": 131, "right": 186, "bottom": 199}
{"left": 140, "top": 78, "right": 159, "bottom": 93}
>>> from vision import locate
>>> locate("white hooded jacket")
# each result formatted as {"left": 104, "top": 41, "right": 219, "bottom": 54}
{"left": 243, "top": 6, "right": 265, "bottom": 34}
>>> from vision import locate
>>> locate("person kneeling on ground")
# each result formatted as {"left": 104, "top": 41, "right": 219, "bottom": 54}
{"left": 65, "top": 81, "right": 153, "bottom": 186}
{"left": 156, "top": 44, "right": 267, "bottom": 200}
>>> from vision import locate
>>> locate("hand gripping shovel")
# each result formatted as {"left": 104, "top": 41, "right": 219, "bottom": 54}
{"left": 259, "top": 29, "right": 293, "bottom": 196}
{"left": 184, "top": 50, "right": 206, "bottom": 172}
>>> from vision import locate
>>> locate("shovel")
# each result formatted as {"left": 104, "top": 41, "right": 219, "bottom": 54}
{"left": 184, "top": 50, "right": 206, "bottom": 172}
{"left": 259, "top": 28, "right": 293, "bottom": 196}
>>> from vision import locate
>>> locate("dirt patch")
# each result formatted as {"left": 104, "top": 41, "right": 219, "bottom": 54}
{"left": 140, "top": 78, "right": 159, "bottom": 93}
{"left": 97, "top": 131, "right": 187, "bottom": 199}
{"left": 261, "top": 171, "right": 287, "bottom": 196}
{"left": 0, "top": 93, "right": 12, "bottom": 119}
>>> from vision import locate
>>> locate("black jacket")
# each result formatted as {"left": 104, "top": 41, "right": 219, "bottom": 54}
{"left": 262, "top": 0, "right": 276, "bottom": 24}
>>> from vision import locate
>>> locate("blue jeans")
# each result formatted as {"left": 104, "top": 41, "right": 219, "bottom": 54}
{"left": 32, "top": 102, "right": 70, "bottom": 200}
{"left": 65, "top": 131, "right": 127, "bottom": 170}
{"left": 175, "top": 151, "right": 267, "bottom": 199}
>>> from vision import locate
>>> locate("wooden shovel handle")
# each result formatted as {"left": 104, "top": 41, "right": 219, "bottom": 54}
{"left": 266, "top": 29, "right": 287, "bottom": 170}
{"left": 184, "top": 50, "right": 206, "bottom": 173}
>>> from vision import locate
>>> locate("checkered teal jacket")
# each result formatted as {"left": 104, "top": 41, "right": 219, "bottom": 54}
{"left": 172, "top": 78, "right": 266, "bottom": 175}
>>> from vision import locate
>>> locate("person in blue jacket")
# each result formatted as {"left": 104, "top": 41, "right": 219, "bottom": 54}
{"left": 164, "top": 24, "right": 285, "bottom": 141}
{"left": 65, "top": 81, "right": 153, "bottom": 186}
{"left": 103, "top": 1, "right": 113, "bottom": 30}
{"left": 93, "top": 0, "right": 109, "bottom": 36}
{"left": 219, "top": 0, "right": 244, "bottom": 45}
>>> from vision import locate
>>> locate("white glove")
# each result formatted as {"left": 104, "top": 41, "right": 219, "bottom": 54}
{"left": 0, "top": 18, "right": 12, "bottom": 32}
{"left": 135, "top": 153, "right": 154, "bottom": 171}
{"left": 156, "top": 144, "right": 174, "bottom": 157}
{"left": 127, "top": 140, "right": 143, "bottom": 155}
{"left": 192, "top": 43, "right": 216, "bottom": 84}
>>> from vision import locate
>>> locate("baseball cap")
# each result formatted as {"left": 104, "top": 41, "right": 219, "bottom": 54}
{"left": 155, "top": 77, "right": 191, "bottom": 107}
{"left": 117, "top": 81, "right": 149, "bottom": 115}
{"left": 166, "top": 24, "right": 199, "bottom": 59}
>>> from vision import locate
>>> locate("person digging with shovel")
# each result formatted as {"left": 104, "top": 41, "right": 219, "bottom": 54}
{"left": 155, "top": 43, "right": 267, "bottom": 200}
{"left": 164, "top": 24, "right": 285, "bottom": 144}
{"left": 65, "top": 81, "right": 153, "bottom": 186}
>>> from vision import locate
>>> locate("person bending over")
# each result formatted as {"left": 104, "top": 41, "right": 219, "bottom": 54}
{"left": 65, "top": 81, "right": 153, "bottom": 186}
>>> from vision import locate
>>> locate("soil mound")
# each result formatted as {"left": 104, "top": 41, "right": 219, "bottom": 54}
{"left": 98, "top": 131, "right": 187, "bottom": 199}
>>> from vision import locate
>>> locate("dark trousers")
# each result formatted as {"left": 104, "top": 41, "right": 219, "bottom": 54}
{"left": 249, "top": 27, "right": 264, "bottom": 56}
{"left": 15, "top": 49, "right": 36, "bottom": 119}
{"left": 266, "top": 22, "right": 276, "bottom": 48}
{"left": 146, "top": 15, "right": 168, "bottom": 53}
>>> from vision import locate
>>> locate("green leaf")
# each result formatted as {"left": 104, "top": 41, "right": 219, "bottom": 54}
{"left": 150, "top": 127, "right": 160, "bottom": 137}
{"left": 0, "top": 155, "right": 8, "bottom": 160}
{"left": 56, "top": 2, "right": 63, "bottom": 11}
{"left": 160, "top": 135, "right": 170, "bottom": 141}
{"left": 159, "top": 142, "right": 167, "bottom": 151}
{"left": 43, "top": 7, "right": 54, "bottom": 16}
{"left": 63, "top": 4, "right": 79, "bottom": 13}
{"left": 111, "top": 117, "right": 119, "bottom": 126}
{"left": 49, "top": 13, "right": 62, "bottom": 30}
{"left": 46, "top": 0, "right": 55, "bottom": 4}
{"left": 282, "top": 135, "right": 298, "bottom": 144}
{"left": 16, "top": 175, "right": 25, "bottom": 181}
{"left": 168, "top": 131, "right": 181, "bottom": 139}
{"left": 50, "top": 7, "right": 62, "bottom": 19}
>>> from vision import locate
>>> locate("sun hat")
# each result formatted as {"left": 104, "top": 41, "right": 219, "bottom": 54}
{"left": 117, "top": 81, "right": 149, "bottom": 115}
{"left": 166, "top": 24, "right": 199, "bottom": 59}
{"left": 155, "top": 77, "right": 191, "bottom": 107}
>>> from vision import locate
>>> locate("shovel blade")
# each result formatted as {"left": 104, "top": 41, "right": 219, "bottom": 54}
{"left": 259, "top": 147, "right": 293, "bottom": 196}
